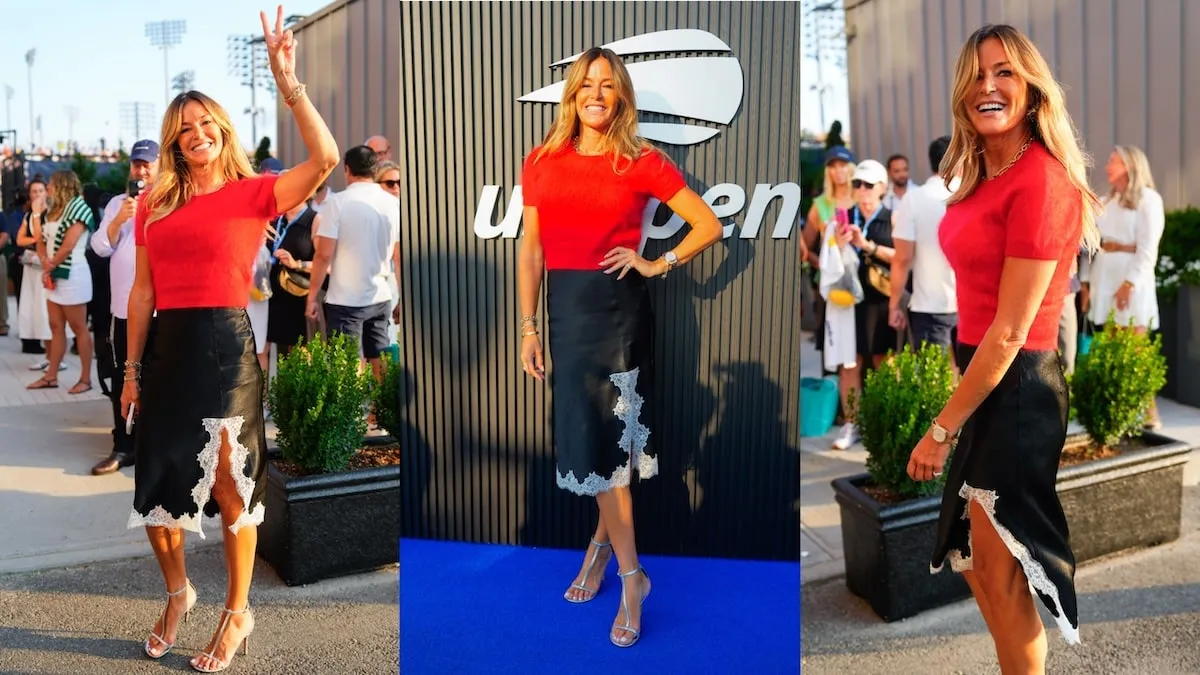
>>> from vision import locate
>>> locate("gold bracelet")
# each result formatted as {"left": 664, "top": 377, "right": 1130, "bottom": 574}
{"left": 284, "top": 83, "right": 307, "bottom": 107}
{"left": 521, "top": 329, "right": 539, "bottom": 338}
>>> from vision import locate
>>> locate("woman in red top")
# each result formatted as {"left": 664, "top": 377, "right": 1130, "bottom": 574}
{"left": 906, "top": 25, "right": 1101, "bottom": 671}
{"left": 518, "top": 48, "right": 722, "bottom": 647}
{"left": 120, "top": 8, "right": 339, "bottom": 672}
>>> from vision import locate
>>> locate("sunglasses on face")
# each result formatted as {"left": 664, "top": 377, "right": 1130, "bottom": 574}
{"left": 852, "top": 180, "right": 877, "bottom": 190}
{"left": 381, "top": 179, "right": 400, "bottom": 189}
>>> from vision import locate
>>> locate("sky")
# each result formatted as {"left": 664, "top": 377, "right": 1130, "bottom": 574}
{"left": 1, "top": 0, "right": 331, "bottom": 154}
{"left": 800, "top": 54, "right": 851, "bottom": 138}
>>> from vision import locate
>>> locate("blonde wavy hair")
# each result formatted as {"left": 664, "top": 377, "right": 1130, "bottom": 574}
{"left": 46, "top": 170, "right": 83, "bottom": 221}
{"left": 144, "top": 90, "right": 256, "bottom": 226}
{"left": 533, "top": 47, "right": 669, "bottom": 173}
{"left": 821, "top": 161, "right": 854, "bottom": 203}
{"left": 374, "top": 160, "right": 400, "bottom": 181}
{"left": 940, "top": 24, "right": 1100, "bottom": 252}
{"left": 1109, "top": 145, "right": 1155, "bottom": 211}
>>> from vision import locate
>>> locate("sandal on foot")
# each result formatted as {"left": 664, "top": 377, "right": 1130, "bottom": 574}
{"left": 26, "top": 376, "right": 58, "bottom": 390}
{"left": 68, "top": 381, "right": 92, "bottom": 395}
{"left": 564, "top": 538, "right": 612, "bottom": 603}
{"left": 610, "top": 566, "right": 651, "bottom": 648}
{"left": 145, "top": 580, "right": 197, "bottom": 659}
{"left": 191, "top": 606, "right": 255, "bottom": 673}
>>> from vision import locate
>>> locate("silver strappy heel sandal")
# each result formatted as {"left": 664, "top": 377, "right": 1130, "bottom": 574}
{"left": 564, "top": 538, "right": 612, "bottom": 603}
{"left": 610, "top": 566, "right": 651, "bottom": 648}
{"left": 144, "top": 579, "right": 197, "bottom": 659}
{"left": 190, "top": 605, "right": 254, "bottom": 673}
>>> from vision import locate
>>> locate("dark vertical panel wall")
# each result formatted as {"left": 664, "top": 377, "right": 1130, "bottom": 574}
{"left": 846, "top": 0, "right": 1196, "bottom": 208}
{"left": 398, "top": 1, "right": 800, "bottom": 561}
{"left": 278, "top": 0, "right": 400, "bottom": 190}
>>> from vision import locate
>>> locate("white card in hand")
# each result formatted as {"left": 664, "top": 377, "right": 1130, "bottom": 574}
{"left": 126, "top": 403, "right": 136, "bottom": 434}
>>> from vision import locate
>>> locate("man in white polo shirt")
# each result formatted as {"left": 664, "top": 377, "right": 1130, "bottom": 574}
{"left": 307, "top": 145, "right": 401, "bottom": 382}
{"left": 89, "top": 139, "right": 159, "bottom": 475}
{"left": 889, "top": 136, "right": 960, "bottom": 365}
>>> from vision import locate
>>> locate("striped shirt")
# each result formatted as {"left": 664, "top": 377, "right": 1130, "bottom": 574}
{"left": 47, "top": 195, "right": 96, "bottom": 280}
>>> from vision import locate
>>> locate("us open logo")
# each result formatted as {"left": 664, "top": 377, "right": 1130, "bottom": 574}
{"left": 518, "top": 29, "right": 744, "bottom": 146}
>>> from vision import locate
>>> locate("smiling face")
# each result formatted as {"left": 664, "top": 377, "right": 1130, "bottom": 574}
{"left": 853, "top": 179, "right": 884, "bottom": 213}
{"left": 575, "top": 57, "right": 618, "bottom": 134}
{"left": 967, "top": 37, "right": 1030, "bottom": 139}
{"left": 176, "top": 100, "right": 224, "bottom": 168}
{"left": 828, "top": 160, "right": 851, "bottom": 186}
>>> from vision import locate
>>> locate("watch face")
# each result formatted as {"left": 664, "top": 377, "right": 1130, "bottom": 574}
{"left": 932, "top": 427, "right": 946, "bottom": 443}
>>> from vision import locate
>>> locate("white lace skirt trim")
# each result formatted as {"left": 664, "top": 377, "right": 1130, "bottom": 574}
{"left": 557, "top": 367, "right": 659, "bottom": 496}
{"left": 934, "top": 482, "right": 1080, "bottom": 645}
{"left": 126, "top": 416, "right": 264, "bottom": 538}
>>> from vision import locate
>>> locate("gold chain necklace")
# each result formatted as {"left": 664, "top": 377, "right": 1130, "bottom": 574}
{"left": 986, "top": 138, "right": 1032, "bottom": 181}
{"left": 572, "top": 137, "right": 603, "bottom": 156}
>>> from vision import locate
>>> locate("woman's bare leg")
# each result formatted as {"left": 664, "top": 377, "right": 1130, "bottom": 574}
{"left": 191, "top": 429, "right": 257, "bottom": 671}
{"left": 564, "top": 504, "right": 611, "bottom": 601}
{"left": 596, "top": 486, "right": 649, "bottom": 645}
{"left": 966, "top": 500, "right": 1047, "bottom": 674}
{"left": 61, "top": 304, "right": 92, "bottom": 388}
{"left": 44, "top": 301, "right": 66, "bottom": 381}
{"left": 144, "top": 526, "right": 190, "bottom": 657}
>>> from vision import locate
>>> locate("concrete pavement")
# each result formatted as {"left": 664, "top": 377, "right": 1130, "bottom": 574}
{"left": 800, "top": 330, "right": 1200, "bottom": 672}
{"left": 0, "top": 296, "right": 399, "bottom": 673}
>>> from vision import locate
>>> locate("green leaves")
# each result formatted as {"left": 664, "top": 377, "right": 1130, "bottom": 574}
{"left": 267, "top": 332, "right": 374, "bottom": 473}
{"left": 858, "top": 343, "right": 956, "bottom": 499}
{"left": 371, "top": 351, "right": 402, "bottom": 439}
{"left": 1072, "top": 314, "right": 1166, "bottom": 449}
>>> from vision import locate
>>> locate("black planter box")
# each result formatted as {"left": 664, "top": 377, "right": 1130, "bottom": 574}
{"left": 1057, "top": 431, "right": 1191, "bottom": 563}
{"left": 831, "top": 431, "right": 1192, "bottom": 622}
{"left": 258, "top": 447, "right": 400, "bottom": 586}
{"left": 1174, "top": 285, "right": 1200, "bottom": 406}
{"left": 1157, "top": 297, "right": 1179, "bottom": 400}
{"left": 831, "top": 477, "right": 972, "bottom": 622}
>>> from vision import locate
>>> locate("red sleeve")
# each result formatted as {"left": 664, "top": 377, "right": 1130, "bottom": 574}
{"left": 133, "top": 197, "right": 149, "bottom": 247}
{"left": 1004, "top": 159, "right": 1080, "bottom": 260}
{"left": 244, "top": 174, "right": 282, "bottom": 220}
{"left": 521, "top": 149, "right": 541, "bottom": 207}
{"left": 639, "top": 151, "right": 687, "bottom": 203}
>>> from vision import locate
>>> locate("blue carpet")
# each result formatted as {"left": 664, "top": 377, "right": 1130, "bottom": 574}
{"left": 400, "top": 538, "right": 800, "bottom": 674}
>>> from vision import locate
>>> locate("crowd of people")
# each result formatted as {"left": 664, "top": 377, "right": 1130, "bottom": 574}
{"left": 802, "top": 132, "right": 1165, "bottom": 450}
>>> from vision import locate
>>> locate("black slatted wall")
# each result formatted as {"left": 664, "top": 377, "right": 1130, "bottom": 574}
{"left": 397, "top": 1, "right": 800, "bottom": 561}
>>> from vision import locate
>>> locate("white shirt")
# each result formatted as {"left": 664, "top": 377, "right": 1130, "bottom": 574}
{"left": 319, "top": 181, "right": 401, "bottom": 307}
{"left": 91, "top": 194, "right": 136, "bottom": 319}
{"left": 892, "top": 176, "right": 958, "bottom": 314}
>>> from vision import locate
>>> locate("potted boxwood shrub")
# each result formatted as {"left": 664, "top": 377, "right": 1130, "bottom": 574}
{"left": 259, "top": 332, "right": 401, "bottom": 586}
{"left": 830, "top": 343, "right": 972, "bottom": 622}
{"left": 1057, "top": 318, "right": 1190, "bottom": 563}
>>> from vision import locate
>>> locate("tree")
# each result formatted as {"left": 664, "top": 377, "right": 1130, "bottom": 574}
{"left": 255, "top": 137, "right": 272, "bottom": 167}
{"left": 825, "top": 120, "right": 846, "bottom": 150}
{"left": 70, "top": 153, "right": 98, "bottom": 184}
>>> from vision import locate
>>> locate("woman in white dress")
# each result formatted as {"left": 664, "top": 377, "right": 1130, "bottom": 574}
{"left": 26, "top": 170, "right": 95, "bottom": 394}
{"left": 15, "top": 180, "right": 53, "bottom": 349}
{"left": 1081, "top": 144, "right": 1164, "bottom": 425}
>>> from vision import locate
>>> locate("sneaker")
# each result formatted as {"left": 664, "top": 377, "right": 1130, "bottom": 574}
{"left": 832, "top": 422, "right": 860, "bottom": 450}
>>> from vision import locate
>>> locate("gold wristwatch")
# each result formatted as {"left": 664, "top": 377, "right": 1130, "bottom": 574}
{"left": 661, "top": 250, "right": 679, "bottom": 279}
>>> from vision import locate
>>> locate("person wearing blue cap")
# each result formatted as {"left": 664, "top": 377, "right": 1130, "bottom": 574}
{"left": 803, "top": 145, "right": 857, "bottom": 384}
{"left": 89, "top": 138, "right": 159, "bottom": 475}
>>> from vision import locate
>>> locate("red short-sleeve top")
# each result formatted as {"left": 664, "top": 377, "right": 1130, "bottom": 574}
{"left": 938, "top": 142, "right": 1083, "bottom": 350}
{"left": 135, "top": 175, "right": 281, "bottom": 310}
{"left": 521, "top": 145, "right": 687, "bottom": 270}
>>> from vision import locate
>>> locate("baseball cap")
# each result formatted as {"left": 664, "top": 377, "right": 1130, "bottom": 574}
{"left": 259, "top": 157, "right": 284, "bottom": 174}
{"left": 129, "top": 139, "right": 160, "bottom": 163}
{"left": 852, "top": 159, "right": 888, "bottom": 186}
{"left": 824, "top": 145, "right": 855, "bottom": 165}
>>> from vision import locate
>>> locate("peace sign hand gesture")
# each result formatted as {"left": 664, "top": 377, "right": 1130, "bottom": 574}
{"left": 260, "top": 5, "right": 297, "bottom": 82}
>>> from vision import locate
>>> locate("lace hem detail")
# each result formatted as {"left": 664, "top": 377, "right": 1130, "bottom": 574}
{"left": 126, "top": 505, "right": 205, "bottom": 536}
{"left": 126, "top": 416, "right": 263, "bottom": 539}
{"left": 556, "top": 367, "right": 658, "bottom": 496}
{"left": 958, "top": 482, "right": 1081, "bottom": 645}
{"left": 214, "top": 416, "right": 263, "bottom": 534}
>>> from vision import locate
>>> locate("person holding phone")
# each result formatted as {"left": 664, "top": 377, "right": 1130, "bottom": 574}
{"left": 89, "top": 139, "right": 159, "bottom": 476}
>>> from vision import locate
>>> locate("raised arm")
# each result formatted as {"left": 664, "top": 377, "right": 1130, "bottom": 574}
{"left": 260, "top": 6, "right": 339, "bottom": 214}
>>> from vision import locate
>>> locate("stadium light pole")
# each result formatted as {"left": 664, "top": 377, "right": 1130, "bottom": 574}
{"left": 25, "top": 49, "right": 35, "bottom": 151}
{"left": 146, "top": 20, "right": 187, "bottom": 107}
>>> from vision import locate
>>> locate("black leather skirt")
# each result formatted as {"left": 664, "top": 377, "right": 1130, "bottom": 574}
{"left": 546, "top": 270, "right": 658, "bottom": 496}
{"left": 930, "top": 345, "right": 1079, "bottom": 644}
{"left": 127, "top": 308, "right": 267, "bottom": 539}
